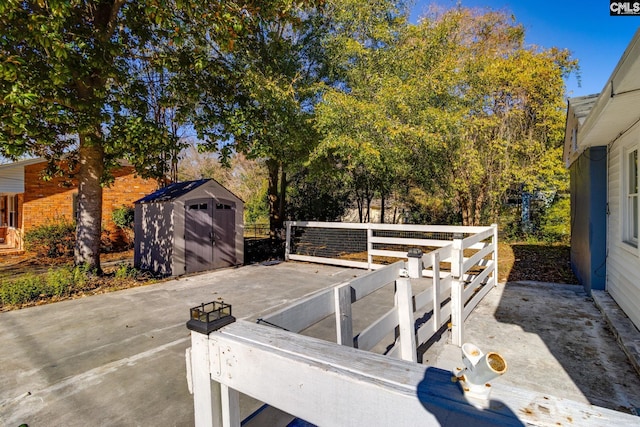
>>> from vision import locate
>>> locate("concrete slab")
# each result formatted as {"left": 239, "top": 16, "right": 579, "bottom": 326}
{"left": 2, "top": 265, "right": 640, "bottom": 426}
{"left": 421, "top": 281, "right": 640, "bottom": 415}
{"left": 0, "top": 262, "right": 366, "bottom": 427}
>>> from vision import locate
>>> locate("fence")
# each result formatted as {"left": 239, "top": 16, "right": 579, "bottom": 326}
{"left": 284, "top": 221, "right": 491, "bottom": 270}
{"left": 186, "top": 222, "right": 637, "bottom": 426}
{"left": 187, "top": 320, "right": 637, "bottom": 427}
{"left": 243, "top": 223, "right": 270, "bottom": 239}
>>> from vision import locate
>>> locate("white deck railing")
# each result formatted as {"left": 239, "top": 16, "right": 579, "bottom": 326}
{"left": 187, "top": 320, "right": 638, "bottom": 427}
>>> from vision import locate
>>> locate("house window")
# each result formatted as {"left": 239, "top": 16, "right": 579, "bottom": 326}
{"left": 624, "top": 148, "right": 638, "bottom": 247}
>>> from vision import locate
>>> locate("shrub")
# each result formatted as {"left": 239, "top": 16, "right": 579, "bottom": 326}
{"left": 114, "top": 263, "right": 138, "bottom": 279}
{"left": 0, "top": 274, "right": 44, "bottom": 305}
{"left": 112, "top": 206, "right": 135, "bottom": 248}
{"left": 24, "top": 218, "right": 76, "bottom": 258}
{"left": 0, "top": 265, "right": 91, "bottom": 306}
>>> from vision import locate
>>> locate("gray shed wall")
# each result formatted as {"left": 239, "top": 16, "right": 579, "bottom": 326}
{"left": 134, "top": 202, "right": 175, "bottom": 276}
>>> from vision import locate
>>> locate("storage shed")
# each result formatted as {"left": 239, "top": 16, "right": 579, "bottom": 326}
{"left": 134, "top": 179, "right": 244, "bottom": 276}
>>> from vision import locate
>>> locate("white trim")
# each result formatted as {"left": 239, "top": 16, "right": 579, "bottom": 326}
{"left": 620, "top": 136, "right": 639, "bottom": 256}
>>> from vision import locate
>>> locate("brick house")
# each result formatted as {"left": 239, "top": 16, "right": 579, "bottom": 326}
{"left": 0, "top": 158, "right": 159, "bottom": 250}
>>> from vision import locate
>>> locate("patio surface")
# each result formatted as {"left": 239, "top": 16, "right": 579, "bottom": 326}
{"left": 1, "top": 262, "right": 640, "bottom": 426}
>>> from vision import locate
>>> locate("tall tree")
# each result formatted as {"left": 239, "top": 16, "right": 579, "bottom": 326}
{"left": 0, "top": 1, "right": 310, "bottom": 270}
{"left": 180, "top": 2, "right": 326, "bottom": 236}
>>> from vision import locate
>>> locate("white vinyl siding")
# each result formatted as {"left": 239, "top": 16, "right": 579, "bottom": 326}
{"left": 608, "top": 124, "right": 640, "bottom": 330}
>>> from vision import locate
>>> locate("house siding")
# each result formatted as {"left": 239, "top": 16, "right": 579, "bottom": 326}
{"left": 22, "top": 162, "right": 158, "bottom": 244}
{"left": 607, "top": 123, "right": 640, "bottom": 330}
{"left": 569, "top": 147, "right": 607, "bottom": 293}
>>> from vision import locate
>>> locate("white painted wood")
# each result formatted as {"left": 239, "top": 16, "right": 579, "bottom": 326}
{"left": 287, "top": 221, "right": 492, "bottom": 234}
{"left": 432, "top": 251, "right": 441, "bottom": 332}
{"left": 221, "top": 385, "right": 240, "bottom": 427}
{"left": 368, "top": 249, "right": 410, "bottom": 259}
{"left": 451, "top": 278, "right": 464, "bottom": 347}
{"left": 463, "top": 277, "right": 496, "bottom": 320}
{"left": 369, "top": 236, "right": 452, "bottom": 248}
{"left": 462, "top": 242, "right": 494, "bottom": 273}
{"left": 492, "top": 224, "right": 498, "bottom": 284}
{"left": 191, "top": 332, "right": 222, "bottom": 427}
{"left": 395, "top": 278, "right": 417, "bottom": 362}
{"left": 606, "top": 127, "right": 640, "bottom": 330}
{"left": 461, "top": 226, "right": 494, "bottom": 248}
{"left": 287, "top": 254, "right": 370, "bottom": 269}
{"left": 451, "top": 239, "right": 463, "bottom": 278}
{"left": 356, "top": 307, "right": 398, "bottom": 351}
{"left": 195, "top": 321, "right": 637, "bottom": 426}
{"left": 261, "top": 288, "right": 334, "bottom": 333}
{"left": 350, "top": 261, "right": 404, "bottom": 300}
{"left": 335, "top": 283, "right": 354, "bottom": 347}
{"left": 284, "top": 222, "right": 292, "bottom": 261}
{"left": 367, "top": 226, "right": 373, "bottom": 269}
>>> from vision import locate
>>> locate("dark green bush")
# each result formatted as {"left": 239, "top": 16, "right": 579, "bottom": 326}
{"left": 0, "top": 265, "right": 90, "bottom": 306}
{"left": 24, "top": 218, "right": 76, "bottom": 258}
{"left": 112, "top": 205, "right": 135, "bottom": 229}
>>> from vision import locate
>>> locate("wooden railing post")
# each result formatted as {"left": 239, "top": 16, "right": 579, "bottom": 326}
{"left": 367, "top": 225, "right": 373, "bottom": 270}
{"left": 284, "top": 221, "right": 292, "bottom": 261}
{"left": 190, "top": 332, "right": 223, "bottom": 427}
{"left": 492, "top": 223, "right": 498, "bottom": 286}
{"left": 451, "top": 238, "right": 464, "bottom": 347}
{"left": 396, "top": 277, "right": 417, "bottom": 362}
{"left": 335, "top": 283, "right": 354, "bottom": 347}
{"left": 431, "top": 251, "right": 441, "bottom": 332}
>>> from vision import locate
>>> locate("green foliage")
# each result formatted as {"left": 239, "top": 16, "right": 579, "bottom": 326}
{"left": 24, "top": 218, "right": 76, "bottom": 258}
{"left": 539, "top": 195, "right": 571, "bottom": 243}
{"left": 112, "top": 206, "right": 135, "bottom": 230}
{"left": 114, "top": 263, "right": 139, "bottom": 280}
{"left": 0, "top": 266, "right": 89, "bottom": 306}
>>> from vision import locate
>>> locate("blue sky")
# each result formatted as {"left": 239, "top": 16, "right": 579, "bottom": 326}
{"left": 411, "top": 1, "right": 639, "bottom": 98}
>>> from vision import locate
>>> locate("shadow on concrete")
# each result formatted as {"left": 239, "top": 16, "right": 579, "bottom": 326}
{"left": 492, "top": 281, "right": 640, "bottom": 413}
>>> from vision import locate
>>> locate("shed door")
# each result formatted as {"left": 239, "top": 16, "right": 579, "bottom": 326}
{"left": 213, "top": 200, "right": 236, "bottom": 269}
{"left": 185, "top": 198, "right": 214, "bottom": 274}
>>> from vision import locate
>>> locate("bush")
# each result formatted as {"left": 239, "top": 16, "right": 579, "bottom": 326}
{"left": 112, "top": 206, "right": 135, "bottom": 248}
{"left": 24, "top": 218, "right": 76, "bottom": 258}
{"left": 0, "top": 265, "right": 90, "bottom": 306}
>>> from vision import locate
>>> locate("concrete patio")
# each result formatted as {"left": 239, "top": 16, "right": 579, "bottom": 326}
{"left": 1, "top": 261, "right": 640, "bottom": 426}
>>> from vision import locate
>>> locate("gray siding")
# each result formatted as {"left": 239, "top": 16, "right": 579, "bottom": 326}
{"left": 134, "top": 202, "right": 174, "bottom": 276}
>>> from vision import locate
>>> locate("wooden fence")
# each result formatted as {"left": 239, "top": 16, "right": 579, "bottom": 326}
{"left": 187, "top": 320, "right": 638, "bottom": 427}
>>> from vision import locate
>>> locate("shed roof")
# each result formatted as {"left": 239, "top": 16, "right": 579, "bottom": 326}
{"left": 135, "top": 179, "right": 210, "bottom": 203}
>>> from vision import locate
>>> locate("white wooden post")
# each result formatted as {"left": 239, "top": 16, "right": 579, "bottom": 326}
{"left": 221, "top": 385, "right": 240, "bottom": 427}
{"left": 451, "top": 238, "right": 464, "bottom": 347}
{"left": 334, "top": 283, "right": 354, "bottom": 347}
{"left": 395, "top": 277, "right": 417, "bottom": 362}
{"left": 431, "top": 251, "right": 441, "bottom": 332}
{"left": 284, "top": 221, "right": 292, "bottom": 261}
{"left": 491, "top": 223, "right": 498, "bottom": 286}
{"left": 367, "top": 225, "right": 373, "bottom": 270}
{"left": 190, "top": 332, "right": 223, "bottom": 427}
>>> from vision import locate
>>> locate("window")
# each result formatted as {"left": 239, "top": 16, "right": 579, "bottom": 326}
{"left": 624, "top": 148, "right": 638, "bottom": 247}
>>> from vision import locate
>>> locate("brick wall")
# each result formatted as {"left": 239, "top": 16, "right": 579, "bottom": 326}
{"left": 22, "top": 162, "right": 159, "bottom": 244}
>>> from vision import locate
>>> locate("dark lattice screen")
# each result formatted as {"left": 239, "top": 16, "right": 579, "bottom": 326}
{"left": 289, "top": 226, "right": 368, "bottom": 260}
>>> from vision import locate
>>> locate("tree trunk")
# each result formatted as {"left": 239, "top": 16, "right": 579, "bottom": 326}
{"left": 74, "top": 135, "right": 104, "bottom": 273}
{"left": 380, "top": 193, "right": 385, "bottom": 224}
{"left": 266, "top": 158, "right": 281, "bottom": 238}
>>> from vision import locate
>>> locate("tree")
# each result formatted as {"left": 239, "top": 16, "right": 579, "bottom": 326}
{"left": 313, "top": 0, "right": 411, "bottom": 223}
{"left": 0, "top": 1, "right": 311, "bottom": 271}
{"left": 177, "top": 2, "right": 327, "bottom": 237}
